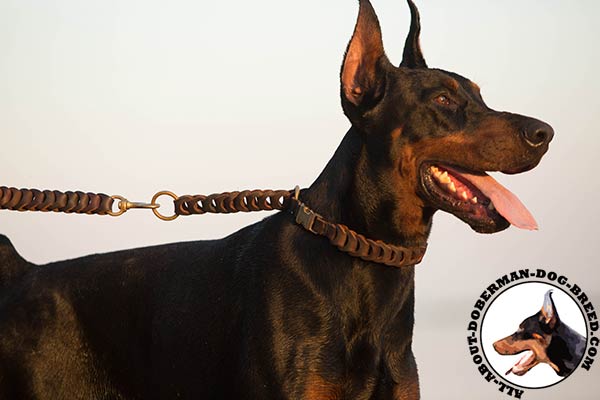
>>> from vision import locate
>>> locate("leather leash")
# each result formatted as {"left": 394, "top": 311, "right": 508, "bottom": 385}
{"left": 0, "top": 186, "right": 426, "bottom": 268}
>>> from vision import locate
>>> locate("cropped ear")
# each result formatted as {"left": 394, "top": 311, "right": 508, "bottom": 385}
{"left": 540, "top": 290, "right": 558, "bottom": 329}
{"left": 341, "top": 0, "right": 390, "bottom": 108}
{"left": 400, "top": 0, "right": 427, "bottom": 69}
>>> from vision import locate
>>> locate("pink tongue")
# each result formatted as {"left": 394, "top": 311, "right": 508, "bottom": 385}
{"left": 457, "top": 172, "right": 538, "bottom": 230}
{"left": 506, "top": 350, "right": 535, "bottom": 375}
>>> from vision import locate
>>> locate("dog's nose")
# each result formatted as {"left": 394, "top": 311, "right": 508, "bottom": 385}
{"left": 522, "top": 120, "right": 554, "bottom": 148}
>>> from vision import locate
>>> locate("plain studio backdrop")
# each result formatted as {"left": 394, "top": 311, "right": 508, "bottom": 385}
{"left": 1, "top": 0, "right": 598, "bottom": 398}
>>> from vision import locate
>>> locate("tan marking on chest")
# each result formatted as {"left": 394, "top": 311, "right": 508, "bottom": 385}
{"left": 304, "top": 375, "right": 343, "bottom": 400}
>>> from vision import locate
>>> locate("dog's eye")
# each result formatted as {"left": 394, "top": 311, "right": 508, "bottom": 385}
{"left": 434, "top": 94, "right": 452, "bottom": 106}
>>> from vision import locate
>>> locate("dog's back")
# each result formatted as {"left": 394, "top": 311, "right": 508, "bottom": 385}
{"left": 0, "top": 234, "right": 30, "bottom": 290}
{"left": 0, "top": 218, "right": 277, "bottom": 399}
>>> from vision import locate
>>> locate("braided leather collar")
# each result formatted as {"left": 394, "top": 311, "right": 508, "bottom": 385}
{"left": 288, "top": 197, "right": 427, "bottom": 268}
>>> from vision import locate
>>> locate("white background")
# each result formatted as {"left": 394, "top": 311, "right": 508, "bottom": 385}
{"left": 1, "top": 1, "right": 599, "bottom": 398}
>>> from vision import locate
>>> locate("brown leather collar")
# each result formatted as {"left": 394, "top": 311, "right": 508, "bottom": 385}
{"left": 288, "top": 197, "right": 427, "bottom": 268}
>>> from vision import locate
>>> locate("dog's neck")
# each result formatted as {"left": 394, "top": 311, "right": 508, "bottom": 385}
{"left": 548, "top": 323, "right": 587, "bottom": 376}
{"left": 302, "top": 127, "right": 432, "bottom": 248}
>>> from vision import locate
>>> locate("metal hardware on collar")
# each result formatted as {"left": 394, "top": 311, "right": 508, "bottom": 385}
{"left": 151, "top": 191, "right": 180, "bottom": 221}
{"left": 107, "top": 191, "right": 180, "bottom": 220}
{"left": 294, "top": 202, "right": 318, "bottom": 234}
{"left": 108, "top": 195, "right": 160, "bottom": 217}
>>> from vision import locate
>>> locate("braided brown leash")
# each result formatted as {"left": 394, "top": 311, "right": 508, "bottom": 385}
{"left": 0, "top": 186, "right": 114, "bottom": 215}
{"left": 0, "top": 186, "right": 426, "bottom": 268}
{"left": 174, "top": 190, "right": 291, "bottom": 215}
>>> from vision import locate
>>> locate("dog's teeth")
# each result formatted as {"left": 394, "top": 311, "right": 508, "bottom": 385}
{"left": 471, "top": 197, "right": 478, "bottom": 204}
{"left": 488, "top": 203, "right": 495, "bottom": 211}
{"left": 461, "top": 191, "right": 468, "bottom": 200}
{"left": 447, "top": 182, "right": 456, "bottom": 192}
{"left": 440, "top": 174, "right": 451, "bottom": 184}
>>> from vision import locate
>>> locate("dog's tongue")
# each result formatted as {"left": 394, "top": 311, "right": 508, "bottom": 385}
{"left": 506, "top": 350, "right": 536, "bottom": 375}
{"left": 457, "top": 172, "right": 538, "bottom": 230}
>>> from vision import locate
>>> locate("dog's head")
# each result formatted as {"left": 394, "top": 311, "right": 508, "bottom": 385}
{"left": 493, "top": 290, "right": 560, "bottom": 376}
{"left": 340, "top": 0, "right": 553, "bottom": 235}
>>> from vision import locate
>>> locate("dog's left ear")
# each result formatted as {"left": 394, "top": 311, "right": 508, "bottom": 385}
{"left": 341, "top": 0, "right": 391, "bottom": 111}
{"left": 400, "top": 0, "right": 427, "bottom": 69}
{"left": 540, "top": 290, "right": 558, "bottom": 329}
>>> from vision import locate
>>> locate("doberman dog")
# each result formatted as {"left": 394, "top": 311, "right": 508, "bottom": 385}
{"left": 494, "top": 290, "right": 586, "bottom": 378}
{"left": 0, "top": 1, "right": 553, "bottom": 399}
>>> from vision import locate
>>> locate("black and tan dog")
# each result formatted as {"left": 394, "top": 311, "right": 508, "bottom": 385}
{"left": 0, "top": 1, "right": 552, "bottom": 399}
{"left": 494, "top": 290, "right": 586, "bottom": 378}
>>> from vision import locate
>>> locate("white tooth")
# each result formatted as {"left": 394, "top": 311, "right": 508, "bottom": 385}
{"left": 461, "top": 191, "right": 468, "bottom": 200}
{"left": 488, "top": 203, "right": 495, "bottom": 211}
{"left": 447, "top": 182, "right": 456, "bottom": 192}
{"left": 471, "top": 197, "right": 478, "bottom": 204}
{"left": 440, "top": 174, "right": 451, "bottom": 184}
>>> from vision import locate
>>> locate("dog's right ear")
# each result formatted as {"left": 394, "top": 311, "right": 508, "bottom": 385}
{"left": 341, "top": 0, "right": 390, "bottom": 113}
{"left": 540, "top": 290, "right": 559, "bottom": 329}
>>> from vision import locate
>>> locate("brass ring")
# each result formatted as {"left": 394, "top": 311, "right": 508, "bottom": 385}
{"left": 108, "top": 195, "right": 127, "bottom": 217}
{"left": 151, "top": 191, "right": 179, "bottom": 221}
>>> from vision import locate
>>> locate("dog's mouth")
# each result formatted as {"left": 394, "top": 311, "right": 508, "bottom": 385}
{"left": 505, "top": 350, "right": 538, "bottom": 376}
{"left": 420, "top": 163, "right": 538, "bottom": 233}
